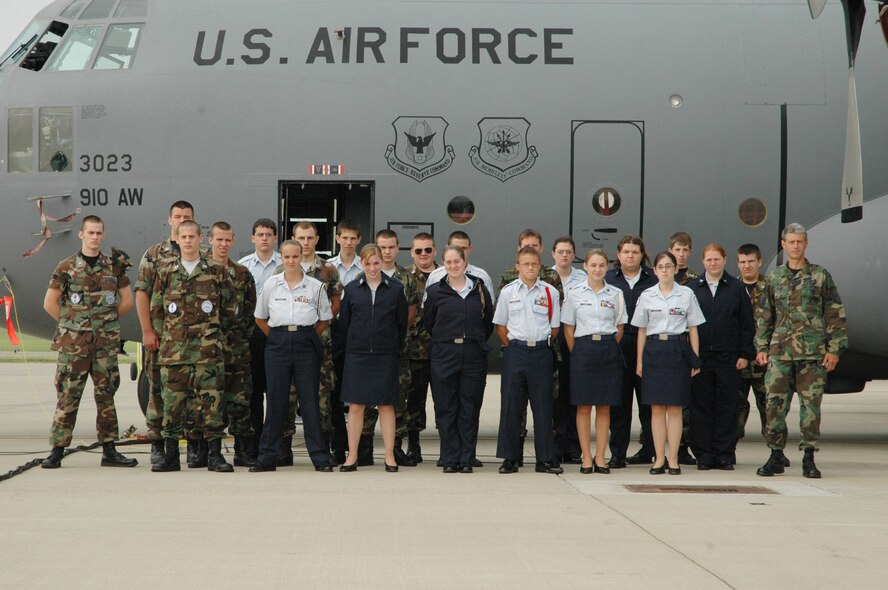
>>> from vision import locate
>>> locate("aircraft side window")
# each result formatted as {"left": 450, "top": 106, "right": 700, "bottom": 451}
{"left": 80, "top": 0, "right": 117, "bottom": 20}
{"left": 0, "top": 21, "right": 43, "bottom": 68}
{"left": 114, "top": 0, "right": 148, "bottom": 19}
{"left": 7, "top": 108, "right": 34, "bottom": 174}
{"left": 19, "top": 21, "right": 69, "bottom": 72}
{"left": 38, "top": 107, "right": 74, "bottom": 173}
{"left": 94, "top": 24, "right": 144, "bottom": 70}
{"left": 60, "top": 0, "right": 89, "bottom": 19}
{"left": 46, "top": 25, "right": 104, "bottom": 72}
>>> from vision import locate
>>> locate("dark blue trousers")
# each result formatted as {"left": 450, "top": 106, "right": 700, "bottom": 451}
{"left": 691, "top": 356, "right": 740, "bottom": 466}
{"left": 248, "top": 329, "right": 268, "bottom": 441}
{"left": 430, "top": 341, "right": 488, "bottom": 467}
{"left": 258, "top": 328, "right": 325, "bottom": 466}
{"left": 496, "top": 342, "right": 556, "bottom": 463}
{"left": 609, "top": 337, "right": 654, "bottom": 460}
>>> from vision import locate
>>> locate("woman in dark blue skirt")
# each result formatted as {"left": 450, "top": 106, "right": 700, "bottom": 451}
{"left": 632, "top": 251, "right": 705, "bottom": 475}
{"left": 563, "top": 249, "right": 628, "bottom": 474}
{"left": 339, "top": 244, "right": 408, "bottom": 472}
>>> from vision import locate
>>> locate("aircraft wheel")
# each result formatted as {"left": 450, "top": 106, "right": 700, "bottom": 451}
{"left": 137, "top": 370, "right": 149, "bottom": 416}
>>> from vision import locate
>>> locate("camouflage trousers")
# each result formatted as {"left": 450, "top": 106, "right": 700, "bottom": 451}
{"left": 224, "top": 362, "right": 254, "bottom": 437}
{"left": 737, "top": 372, "right": 767, "bottom": 440}
{"left": 764, "top": 358, "right": 825, "bottom": 451}
{"left": 285, "top": 346, "right": 336, "bottom": 437}
{"left": 160, "top": 363, "right": 225, "bottom": 441}
{"left": 49, "top": 350, "right": 121, "bottom": 448}
{"left": 363, "top": 355, "right": 412, "bottom": 438}
{"left": 145, "top": 349, "right": 164, "bottom": 441}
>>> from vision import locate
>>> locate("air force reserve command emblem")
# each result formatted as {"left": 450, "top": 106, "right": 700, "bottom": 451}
{"left": 385, "top": 117, "right": 455, "bottom": 182}
{"left": 469, "top": 117, "right": 538, "bottom": 182}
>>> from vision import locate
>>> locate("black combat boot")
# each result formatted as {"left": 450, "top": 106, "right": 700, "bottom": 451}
{"left": 756, "top": 449, "right": 786, "bottom": 477}
{"left": 100, "top": 442, "right": 138, "bottom": 467}
{"left": 151, "top": 438, "right": 181, "bottom": 472}
{"left": 276, "top": 436, "right": 294, "bottom": 466}
{"left": 358, "top": 434, "right": 375, "bottom": 466}
{"left": 233, "top": 436, "right": 257, "bottom": 467}
{"left": 187, "top": 439, "right": 208, "bottom": 468}
{"left": 406, "top": 430, "right": 423, "bottom": 464}
{"left": 41, "top": 447, "right": 65, "bottom": 469}
{"left": 150, "top": 439, "right": 165, "bottom": 465}
{"left": 776, "top": 449, "right": 791, "bottom": 467}
{"left": 802, "top": 448, "right": 821, "bottom": 479}
{"left": 394, "top": 436, "right": 417, "bottom": 466}
{"left": 207, "top": 438, "right": 234, "bottom": 472}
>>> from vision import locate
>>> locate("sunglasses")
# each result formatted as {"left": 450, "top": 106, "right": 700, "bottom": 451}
{"left": 413, "top": 247, "right": 434, "bottom": 255}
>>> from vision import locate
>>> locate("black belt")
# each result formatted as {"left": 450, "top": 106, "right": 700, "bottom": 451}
{"left": 647, "top": 334, "right": 687, "bottom": 341}
{"left": 270, "top": 325, "right": 314, "bottom": 332}
{"left": 509, "top": 339, "right": 549, "bottom": 348}
{"left": 577, "top": 334, "right": 615, "bottom": 341}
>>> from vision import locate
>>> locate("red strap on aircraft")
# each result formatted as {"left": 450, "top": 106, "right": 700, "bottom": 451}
{"left": 3, "top": 296, "right": 20, "bottom": 348}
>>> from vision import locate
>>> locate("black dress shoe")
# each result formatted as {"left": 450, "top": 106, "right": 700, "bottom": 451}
{"left": 498, "top": 459, "right": 518, "bottom": 474}
{"left": 627, "top": 448, "right": 654, "bottom": 465}
{"left": 593, "top": 463, "right": 610, "bottom": 474}
{"left": 248, "top": 464, "right": 276, "bottom": 472}
{"left": 339, "top": 462, "right": 358, "bottom": 472}
{"left": 580, "top": 466, "right": 594, "bottom": 474}
{"left": 442, "top": 465, "right": 458, "bottom": 474}
{"left": 562, "top": 452, "right": 583, "bottom": 465}
{"left": 436, "top": 458, "right": 443, "bottom": 467}
{"left": 459, "top": 465, "right": 473, "bottom": 474}
{"left": 535, "top": 461, "right": 564, "bottom": 474}
{"left": 314, "top": 462, "right": 334, "bottom": 472}
{"left": 715, "top": 462, "right": 734, "bottom": 471}
{"left": 698, "top": 463, "right": 713, "bottom": 470}
{"left": 384, "top": 463, "right": 399, "bottom": 472}
{"left": 678, "top": 445, "right": 697, "bottom": 465}
{"left": 471, "top": 457, "right": 483, "bottom": 468}
{"left": 607, "top": 457, "right": 627, "bottom": 469}
{"left": 649, "top": 464, "right": 666, "bottom": 475}
{"left": 667, "top": 466, "right": 682, "bottom": 475}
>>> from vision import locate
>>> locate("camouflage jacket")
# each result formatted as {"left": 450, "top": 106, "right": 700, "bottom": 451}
{"left": 135, "top": 239, "right": 209, "bottom": 293}
{"left": 498, "top": 266, "right": 565, "bottom": 303}
{"left": 676, "top": 267, "right": 700, "bottom": 286}
{"left": 275, "top": 256, "right": 342, "bottom": 344}
{"left": 49, "top": 250, "right": 132, "bottom": 354}
{"left": 755, "top": 259, "right": 848, "bottom": 360}
{"left": 741, "top": 276, "right": 769, "bottom": 378}
{"left": 223, "top": 259, "right": 256, "bottom": 365}
{"left": 149, "top": 255, "right": 235, "bottom": 365}
{"left": 407, "top": 263, "right": 437, "bottom": 360}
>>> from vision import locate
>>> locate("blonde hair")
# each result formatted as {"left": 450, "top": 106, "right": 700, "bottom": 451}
{"left": 359, "top": 244, "right": 382, "bottom": 264}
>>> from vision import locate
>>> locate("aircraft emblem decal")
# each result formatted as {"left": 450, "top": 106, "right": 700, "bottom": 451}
{"left": 385, "top": 117, "right": 455, "bottom": 182}
{"left": 469, "top": 117, "right": 538, "bottom": 182}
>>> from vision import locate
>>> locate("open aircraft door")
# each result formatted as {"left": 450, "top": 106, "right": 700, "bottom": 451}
{"left": 570, "top": 121, "right": 645, "bottom": 254}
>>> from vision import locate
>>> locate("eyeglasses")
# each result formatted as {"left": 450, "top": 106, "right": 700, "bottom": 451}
{"left": 554, "top": 250, "right": 574, "bottom": 256}
{"left": 655, "top": 264, "right": 675, "bottom": 271}
{"left": 413, "top": 247, "right": 434, "bottom": 255}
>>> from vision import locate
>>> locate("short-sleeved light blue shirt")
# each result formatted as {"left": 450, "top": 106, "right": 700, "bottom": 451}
{"left": 562, "top": 282, "right": 627, "bottom": 337}
{"left": 255, "top": 274, "right": 333, "bottom": 327}
{"left": 238, "top": 251, "right": 282, "bottom": 296}
{"left": 493, "top": 278, "right": 560, "bottom": 341}
{"left": 630, "top": 283, "right": 705, "bottom": 335}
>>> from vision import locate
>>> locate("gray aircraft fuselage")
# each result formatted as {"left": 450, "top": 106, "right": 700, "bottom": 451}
{"left": 1, "top": 0, "right": 886, "bottom": 390}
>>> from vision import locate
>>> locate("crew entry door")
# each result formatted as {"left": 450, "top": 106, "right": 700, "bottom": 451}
{"left": 279, "top": 182, "right": 373, "bottom": 256}
{"left": 570, "top": 121, "right": 645, "bottom": 253}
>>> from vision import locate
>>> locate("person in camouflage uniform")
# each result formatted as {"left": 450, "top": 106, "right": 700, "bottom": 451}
{"left": 734, "top": 244, "right": 775, "bottom": 461}
{"left": 208, "top": 221, "right": 257, "bottom": 467}
{"left": 134, "top": 200, "right": 197, "bottom": 465}
{"left": 668, "top": 231, "right": 699, "bottom": 465}
{"left": 358, "top": 229, "right": 421, "bottom": 466}
{"left": 755, "top": 223, "right": 848, "bottom": 479}
{"left": 405, "top": 232, "right": 438, "bottom": 464}
{"left": 275, "top": 221, "right": 345, "bottom": 465}
{"left": 149, "top": 220, "right": 236, "bottom": 473}
{"left": 40, "top": 215, "right": 138, "bottom": 469}
{"left": 497, "top": 229, "right": 564, "bottom": 467}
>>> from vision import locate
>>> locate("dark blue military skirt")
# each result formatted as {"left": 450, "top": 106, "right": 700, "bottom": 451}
{"left": 640, "top": 338, "right": 692, "bottom": 406}
{"left": 340, "top": 351, "right": 399, "bottom": 405}
{"left": 570, "top": 337, "right": 624, "bottom": 406}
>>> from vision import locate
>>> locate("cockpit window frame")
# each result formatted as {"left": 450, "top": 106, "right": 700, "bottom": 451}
{"left": 92, "top": 23, "right": 145, "bottom": 71}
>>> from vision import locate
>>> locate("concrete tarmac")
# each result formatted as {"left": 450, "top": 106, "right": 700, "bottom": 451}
{"left": 1, "top": 362, "right": 886, "bottom": 590}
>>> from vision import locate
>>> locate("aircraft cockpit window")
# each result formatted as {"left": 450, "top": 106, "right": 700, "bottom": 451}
{"left": 7, "top": 108, "right": 34, "bottom": 174}
{"left": 0, "top": 21, "right": 43, "bottom": 68}
{"left": 45, "top": 25, "right": 103, "bottom": 72}
{"left": 93, "top": 24, "right": 144, "bottom": 70}
{"left": 38, "top": 107, "right": 74, "bottom": 173}
{"left": 19, "top": 21, "right": 69, "bottom": 72}
{"left": 80, "top": 0, "right": 117, "bottom": 20}
{"left": 60, "top": 0, "right": 89, "bottom": 19}
{"left": 114, "top": 0, "right": 148, "bottom": 18}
